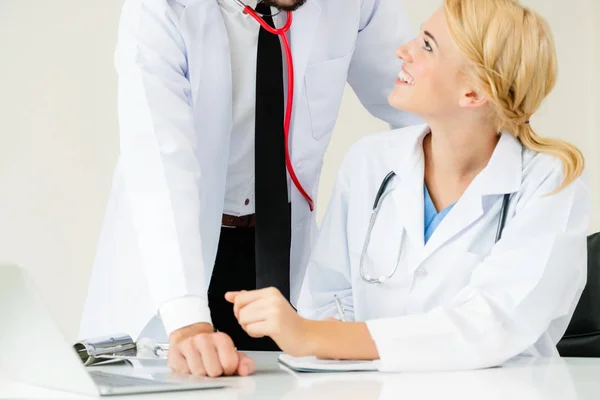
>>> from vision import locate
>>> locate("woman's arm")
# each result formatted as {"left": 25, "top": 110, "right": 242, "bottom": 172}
{"left": 296, "top": 151, "right": 357, "bottom": 321}
{"left": 226, "top": 288, "right": 379, "bottom": 359}
{"left": 304, "top": 320, "right": 379, "bottom": 360}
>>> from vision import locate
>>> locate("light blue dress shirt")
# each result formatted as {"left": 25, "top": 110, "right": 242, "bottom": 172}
{"left": 424, "top": 184, "right": 455, "bottom": 244}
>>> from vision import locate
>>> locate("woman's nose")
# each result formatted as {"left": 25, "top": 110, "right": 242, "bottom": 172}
{"left": 396, "top": 42, "right": 412, "bottom": 63}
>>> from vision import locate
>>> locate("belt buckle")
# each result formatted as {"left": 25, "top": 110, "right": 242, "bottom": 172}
{"left": 222, "top": 214, "right": 255, "bottom": 228}
{"left": 222, "top": 214, "right": 237, "bottom": 228}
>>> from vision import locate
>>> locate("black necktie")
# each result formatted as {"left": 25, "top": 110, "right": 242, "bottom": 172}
{"left": 254, "top": 2, "right": 291, "bottom": 299}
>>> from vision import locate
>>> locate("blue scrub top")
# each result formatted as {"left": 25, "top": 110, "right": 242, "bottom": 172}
{"left": 424, "top": 184, "right": 455, "bottom": 244}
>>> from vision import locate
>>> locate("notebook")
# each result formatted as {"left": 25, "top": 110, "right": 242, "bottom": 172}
{"left": 278, "top": 354, "right": 379, "bottom": 372}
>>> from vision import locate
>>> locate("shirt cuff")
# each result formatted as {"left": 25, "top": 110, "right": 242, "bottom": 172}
{"left": 159, "top": 296, "right": 212, "bottom": 336}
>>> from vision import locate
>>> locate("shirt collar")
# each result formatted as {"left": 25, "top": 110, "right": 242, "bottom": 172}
{"left": 473, "top": 130, "right": 523, "bottom": 196}
{"left": 218, "top": 0, "right": 259, "bottom": 12}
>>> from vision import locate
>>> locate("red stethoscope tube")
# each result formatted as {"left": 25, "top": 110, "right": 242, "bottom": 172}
{"left": 243, "top": 5, "right": 315, "bottom": 211}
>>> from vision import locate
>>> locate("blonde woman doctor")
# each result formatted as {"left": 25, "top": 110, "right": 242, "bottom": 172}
{"left": 224, "top": 0, "right": 591, "bottom": 372}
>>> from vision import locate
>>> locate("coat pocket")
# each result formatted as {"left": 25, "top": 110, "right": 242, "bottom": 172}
{"left": 304, "top": 49, "right": 354, "bottom": 140}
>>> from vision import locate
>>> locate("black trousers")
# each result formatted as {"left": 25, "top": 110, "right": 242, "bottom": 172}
{"left": 207, "top": 226, "right": 280, "bottom": 351}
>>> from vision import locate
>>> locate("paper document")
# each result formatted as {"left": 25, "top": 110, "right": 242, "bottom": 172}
{"left": 278, "top": 354, "right": 379, "bottom": 372}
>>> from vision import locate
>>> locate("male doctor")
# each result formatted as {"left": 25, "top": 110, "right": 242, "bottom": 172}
{"left": 80, "top": 0, "right": 418, "bottom": 376}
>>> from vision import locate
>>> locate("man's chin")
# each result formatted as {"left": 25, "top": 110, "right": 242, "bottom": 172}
{"left": 261, "top": 0, "right": 307, "bottom": 12}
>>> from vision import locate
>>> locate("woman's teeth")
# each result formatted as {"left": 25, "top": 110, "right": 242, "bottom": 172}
{"left": 398, "top": 69, "right": 415, "bottom": 85}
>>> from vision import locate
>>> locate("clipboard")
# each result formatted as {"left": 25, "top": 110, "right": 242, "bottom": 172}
{"left": 73, "top": 334, "right": 168, "bottom": 366}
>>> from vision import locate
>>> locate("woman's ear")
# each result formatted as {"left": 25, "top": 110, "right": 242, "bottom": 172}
{"left": 459, "top": 87, "right": 489, "bottom": 109}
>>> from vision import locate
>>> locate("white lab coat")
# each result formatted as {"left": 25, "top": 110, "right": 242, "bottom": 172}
{"left": 79, "top": 0, "right": 419, "bottom": 341}
{"left": 297, "top": 124, "right": 590, "bottom": 372}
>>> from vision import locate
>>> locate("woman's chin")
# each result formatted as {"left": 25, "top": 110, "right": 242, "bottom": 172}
{"left": 388, "top": 91, "right": 415, "bottom": 114}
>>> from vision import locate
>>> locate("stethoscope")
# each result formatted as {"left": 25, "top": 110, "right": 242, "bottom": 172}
{"left": 359, "top": 171, "right": 512, "bottom": 284}
{"left": 231, "top": 0, "right": 314, "bottom": 211}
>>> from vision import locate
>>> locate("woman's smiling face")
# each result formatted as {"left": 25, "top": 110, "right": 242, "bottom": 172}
{"left": 388, "top": 8, "right": 476, "bottom": 121}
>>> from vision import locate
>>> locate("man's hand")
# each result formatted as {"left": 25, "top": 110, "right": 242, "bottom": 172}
{"left": 225, "top": 288, "right": 312, "bottom": 357}
{"left": 168, "top": 322, "right": 255, "bottom": 377}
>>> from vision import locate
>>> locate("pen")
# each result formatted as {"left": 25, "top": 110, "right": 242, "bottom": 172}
{"left": 333, "top": 294, "right": 347, "bottom": 322}
{"left": 154, "top": 343, "right": 170, "bottom": 358}
{"left": 136, "top": 338, "right": 170, "bottom": 358}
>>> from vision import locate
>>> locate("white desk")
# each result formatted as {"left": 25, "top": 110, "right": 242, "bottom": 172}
{"left": 1, "top": 353, "right": 599, "bottom": 399}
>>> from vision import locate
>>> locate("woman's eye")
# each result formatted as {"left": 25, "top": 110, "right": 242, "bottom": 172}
{"left": 423, "top": 39, "right": 433, "bottom": 52}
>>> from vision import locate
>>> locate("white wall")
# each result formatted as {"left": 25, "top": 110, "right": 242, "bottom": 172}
{"left": 0, "top": 1, "right": 122, "bottom": 340}
{"left": 1, "top": 0, "right": 598, "bottom": 342}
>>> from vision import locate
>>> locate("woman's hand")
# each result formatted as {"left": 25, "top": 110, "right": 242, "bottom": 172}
{"left": 226, "top": 288, "right": 378, "bottom": 361}
{"left": 225, "top": 288, "right": 312, "bottom": 356}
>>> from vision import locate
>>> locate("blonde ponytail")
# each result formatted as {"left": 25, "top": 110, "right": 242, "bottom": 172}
{"left": 444, "top": 0, "right": 585, "bottom": 191}
{"left": 517, "top": 124, "right": 584, "bottom": 192}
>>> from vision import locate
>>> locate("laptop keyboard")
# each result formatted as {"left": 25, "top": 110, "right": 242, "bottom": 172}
{"left": 89, "top": 370, "right": 173, "bottom": 388}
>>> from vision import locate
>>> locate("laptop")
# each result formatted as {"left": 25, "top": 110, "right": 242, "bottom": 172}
{"left": 0, "top": 263, "right": 229, "bottom": 396}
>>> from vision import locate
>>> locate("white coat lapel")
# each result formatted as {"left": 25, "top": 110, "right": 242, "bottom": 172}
{"left": 289, "top": 0, "right": 321, "bottom": 95}
{"left": 385, "top": 126, "right": 431, "bottom": 253}
{"left": 391, "top": 156, "right": 425, "bottom": 252}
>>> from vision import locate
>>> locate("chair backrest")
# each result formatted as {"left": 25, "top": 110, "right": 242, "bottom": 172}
{"left": 557, "top": 232, "right": 600, "bottom": 357}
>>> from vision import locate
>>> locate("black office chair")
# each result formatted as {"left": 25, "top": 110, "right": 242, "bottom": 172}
{"left": 557, "top": 232, "right": 600, "bottom": 357}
